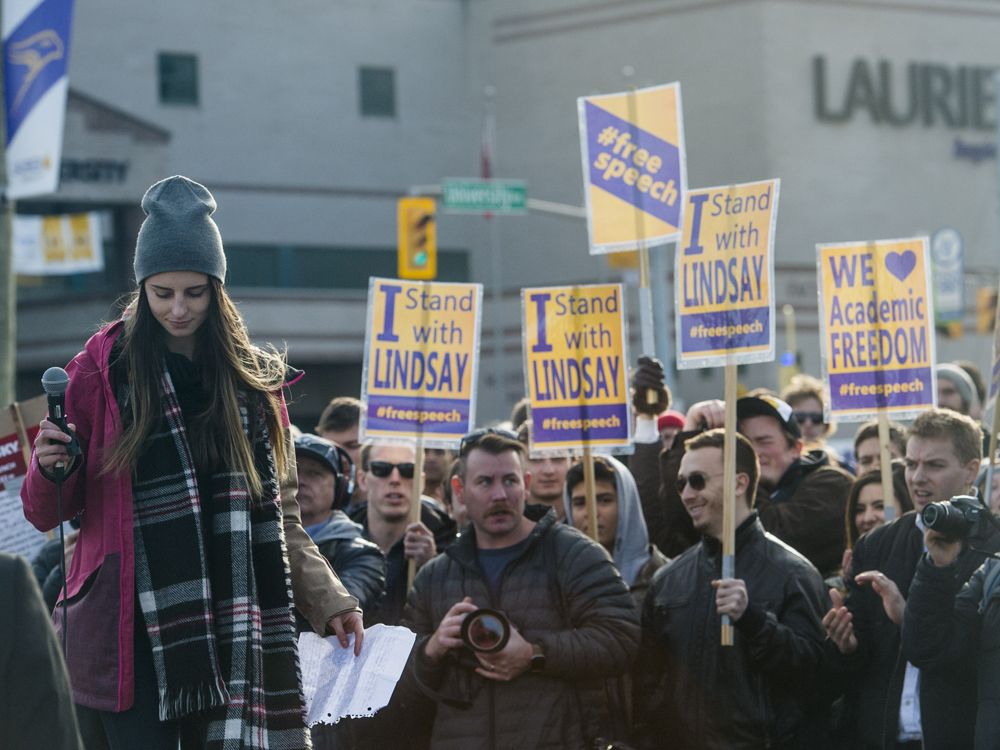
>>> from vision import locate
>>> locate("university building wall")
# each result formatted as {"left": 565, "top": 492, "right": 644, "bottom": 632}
{"left": 15, "top": 0, "right": 1000, "bottom": 427}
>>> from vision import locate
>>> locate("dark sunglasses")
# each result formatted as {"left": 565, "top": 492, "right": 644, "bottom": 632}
{"left": 459, "top": 427, "right": 520, "bottom": 456}
{"left": 676, "top": 471, "right": 723, "bottom": 492}
{"left": 369, "top": 461, "right": 415, "bottom": 479}
{"left": 793, "top": 411, "right": 825, "bottom": 425}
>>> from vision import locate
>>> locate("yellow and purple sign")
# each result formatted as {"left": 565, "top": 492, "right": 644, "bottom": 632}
{"left": 361, "top": 278, "right": 482, "bottom": 446}
{"left": 522, "top": 284, "right": 630, "bottom": 451}
{"left": 817, "top": 238, "right": 936, "bottom": 421}
{"left": 989, "top": 280, "right": 1000, "bottom": 412}
{"left": 675, "top": 179, "right": 779, "bottom": 369}
{"left": 577, "top": 83, "right": 686, "bottom": 254}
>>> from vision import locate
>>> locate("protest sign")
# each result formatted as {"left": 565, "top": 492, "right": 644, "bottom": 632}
{"left": 817, "top": 237, "right": 935, "bottom": 421}
{"left": 577, "top": 83, "right": 686, "bottom": 254}
{"left": 986, "top": 278, "right": 1000, "bottom": 502}
{"left": 673, "top": 178, "right": 779, "bottom": 645}
{"left": 360, "top": 278, "right": 482, "bottom": 447}
{"left": 989, "top": 280, "right": 1000, "bottom": 413}
{"left": 522, "top": 283, "right": 630, "bottom": 453}
{"left": 675, "top": 179, "right": 779, "bottom": 369}
{"left": 13, "top": 212, "right": 104, "bottom": 275}
{"left": 0, "top": 395, "right": 48, "bottom": 559}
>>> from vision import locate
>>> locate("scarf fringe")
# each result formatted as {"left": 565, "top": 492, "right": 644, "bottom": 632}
{"left": 158, "top": 679, "right": 230, "bottom": 722}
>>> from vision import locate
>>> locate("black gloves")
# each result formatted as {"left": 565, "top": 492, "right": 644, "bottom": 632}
{"left": 631, "top": 356, "right": 670, "bottom": 416}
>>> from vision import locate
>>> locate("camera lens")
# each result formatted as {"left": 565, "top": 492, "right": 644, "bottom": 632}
{"left": 461, "top": 608, "right": 510, "bottom": 654}
{"left": 921, "top": 499, "right": 975, "bottom": 539}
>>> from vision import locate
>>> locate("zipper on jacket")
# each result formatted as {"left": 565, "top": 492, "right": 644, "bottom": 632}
{"left": 756, "top": 671, "right": 773, "bottom": 748}
{"left": 483, "top": 532, "right": 538, "bottom": 750}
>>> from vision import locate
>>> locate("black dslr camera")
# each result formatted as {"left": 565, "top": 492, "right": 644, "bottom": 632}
{"left": 461, "top": 608, "right": 510, "bottom": 654}
{"left": 921, "top": 495, "right": 985, "bottom": 539}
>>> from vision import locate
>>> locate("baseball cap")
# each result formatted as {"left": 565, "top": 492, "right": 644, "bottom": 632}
{"left": 736, "top": 395, "right": 802, "bottom": 439}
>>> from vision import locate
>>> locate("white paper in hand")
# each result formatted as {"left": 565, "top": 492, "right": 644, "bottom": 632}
{"left": 298, "top": 623, "right": 416, "bottom": 726}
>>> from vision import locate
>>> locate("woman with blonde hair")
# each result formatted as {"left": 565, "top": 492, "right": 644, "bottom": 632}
{"left": 23, "top": 176, "right": 361, "bottom": 749}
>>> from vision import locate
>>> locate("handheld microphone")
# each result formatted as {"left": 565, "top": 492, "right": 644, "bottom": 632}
{"left": 41, "top": 367, "right": 81, "bottom": 458}
{"left": 40, "top": 366, "right": 78, "bottom": 658}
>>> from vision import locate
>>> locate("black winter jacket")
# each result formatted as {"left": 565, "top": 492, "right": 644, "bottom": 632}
{"left": 404, "top": 507, "right": 640, "bottom": 749}
{"left": 309, "top": 511, "right": 386, "bottom": 617}
{"left": 754, "top": 450, "right": 853, "bottom": 578}
{"left": 827, "top": 511, "right": 996, "bottom": 749}
{"left": 903, "top": 555, "right": 1000, "bottom": 750}
{"left": 635, "top": 514, "right": 828, "bottom": 750}
{"left": 354, "top": 498, "right": 457, "bottom": 626}
{"left": 0, "top": 553, "right": 84, "bottom": 750}
{"left": 630, "top": 438, "right": 851, "bottom": 576}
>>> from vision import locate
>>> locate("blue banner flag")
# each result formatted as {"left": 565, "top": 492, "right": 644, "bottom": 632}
{"left": 3, "top": 0, "right": 74, "bottom": 198}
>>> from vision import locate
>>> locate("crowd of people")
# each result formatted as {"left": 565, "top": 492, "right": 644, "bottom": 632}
{"left": 9, "top": 176, "right": 1000, "bottom": 750}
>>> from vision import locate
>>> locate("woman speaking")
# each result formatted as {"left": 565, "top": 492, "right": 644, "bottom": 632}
{"left": 22, "top": 176, "right": 362, "bottom": 749}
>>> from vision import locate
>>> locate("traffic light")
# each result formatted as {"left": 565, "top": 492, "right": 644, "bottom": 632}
{"left": 398, "top": 197, "right": 437, "bottom": 280}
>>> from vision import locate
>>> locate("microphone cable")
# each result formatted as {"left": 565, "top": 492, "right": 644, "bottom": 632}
{"left": 54, "top": 460, "right": 68, "bottom": 659}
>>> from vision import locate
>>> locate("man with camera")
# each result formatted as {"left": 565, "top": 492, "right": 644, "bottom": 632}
{"left": 823, "top": 408, "right": 992, "bottom": 749}
{"left": 634, "top": 429, "right": 828, "bottom": 749}
{"left": 404, "top": 430, "right": 640, "bottom": 748}
{"left": 902, "top": 494, "right": 1000, "bottom": 749}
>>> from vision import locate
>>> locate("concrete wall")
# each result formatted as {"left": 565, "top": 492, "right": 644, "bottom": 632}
{"left": 17, "top": 0, "right": 1000, "bottom": 426}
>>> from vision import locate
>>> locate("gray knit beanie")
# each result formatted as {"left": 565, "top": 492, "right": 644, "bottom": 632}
{"left": 936, "top": 363, "right": 976, "bottom": 412}
{"left": 133, "top": 175, "right": 227, "bottom": 284}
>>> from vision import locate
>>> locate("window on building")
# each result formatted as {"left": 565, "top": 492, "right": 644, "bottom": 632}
{"left": 158, "top": 52, "right": 199, "bottom": 106}
{"left": 359, "top": 66, "right": 396, "bottom": 118}
{"left": 226, "top": 245, "right": 469, "bottom": 289}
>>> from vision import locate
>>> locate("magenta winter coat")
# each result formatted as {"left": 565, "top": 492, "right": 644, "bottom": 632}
{"left": 21, "top": 321, "right": 359, "bottom": 712}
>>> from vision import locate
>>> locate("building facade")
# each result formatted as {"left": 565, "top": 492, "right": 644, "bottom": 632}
{"left": 15, "top": 0, "right": 1000, "bottom": 428}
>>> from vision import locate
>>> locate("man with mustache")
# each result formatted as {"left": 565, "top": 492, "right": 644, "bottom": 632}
{"left": 404, "top": 430, "right": 639, "bottom": 748}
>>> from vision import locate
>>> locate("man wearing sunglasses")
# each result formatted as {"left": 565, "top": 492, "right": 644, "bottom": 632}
{"left": 352, "top": 442, "right": 456, "bottom": 626}
{"left": 633, "top": 380, "right": 852, "bottom": 577}
{"left": 635, "top": 429, "right": 827, "bottom": 749}
{"left": 405, "top": 430, "right": 640, "bottom": 747}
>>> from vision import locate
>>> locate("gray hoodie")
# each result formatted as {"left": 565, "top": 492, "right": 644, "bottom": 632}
{"left": 563, "top": 455, "right": 651, "bottom": 586}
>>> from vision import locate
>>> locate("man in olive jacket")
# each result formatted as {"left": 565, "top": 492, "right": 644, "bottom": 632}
{"left": 1, "top": 552, "right": 84, "bottom": 750}
{"left": 404, "top": 431, "right": 640, "bottom": 749}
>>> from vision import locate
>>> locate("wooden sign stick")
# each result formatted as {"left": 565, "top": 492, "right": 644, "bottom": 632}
{"left": 877, "top": 411, "right": 896, "bottom": 521}
{"left": 582, "top": 445, "right": 599, "bottom": 543}
{"left": 721, "top": 361, "right": 737, "bottom": 647}
{"left": 407, "top": 438, "right": 425, "bottom": 590}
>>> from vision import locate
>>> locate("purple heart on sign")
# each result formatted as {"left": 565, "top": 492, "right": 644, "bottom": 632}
{"left": 885, "top": 250, "right": 917, "bottom": 282}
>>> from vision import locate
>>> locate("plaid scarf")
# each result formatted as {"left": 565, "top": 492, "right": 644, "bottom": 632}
{"left": 132, "top": 363, "right": 309, "bottom": 749}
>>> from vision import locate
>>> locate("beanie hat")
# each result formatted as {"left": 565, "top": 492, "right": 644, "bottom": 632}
{"left": 936, "top": 363, "right": 976, "bottom": 412}
{"left": 657, "top": 410, "right": 685, "bottom": 433}
{"left": 133, "top": 175, "right": 226, "bottom": 284}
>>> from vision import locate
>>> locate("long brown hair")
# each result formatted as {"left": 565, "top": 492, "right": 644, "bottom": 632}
{"left": 845, "top": 466, "right": 913, "bottom": 548}
{"left": 103, "top": 278, "right": 289, "bottom": 498}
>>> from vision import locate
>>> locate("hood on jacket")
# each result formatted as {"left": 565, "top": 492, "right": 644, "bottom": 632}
{"left": 309, "top": 510, "right": 365, "bottom": 545}
{"left": 563, "top": 455, "right": 651, "bottom": 587}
